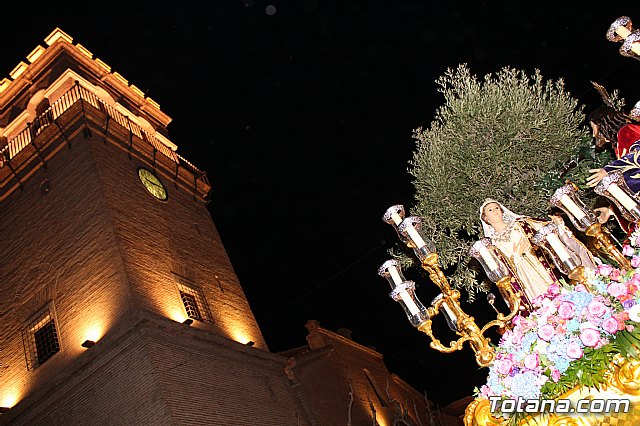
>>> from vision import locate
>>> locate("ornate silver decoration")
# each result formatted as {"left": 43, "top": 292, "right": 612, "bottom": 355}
{"left": 382, "top": 204, "right": 405, "bottom": 224}
{"left": 607, "top": 16, "right": 632, "bottom": 42}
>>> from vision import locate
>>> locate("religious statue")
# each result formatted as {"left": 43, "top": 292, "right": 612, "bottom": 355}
{"left": 480, "top": 200, "right": 596, "bottom": 310}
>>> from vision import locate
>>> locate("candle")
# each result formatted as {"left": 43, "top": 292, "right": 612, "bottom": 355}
{"left": 478, "top": 244, "right": 499, "bottom": 272}
{"left": 616, "top": 25, "right": 632, "bottom": 38}
{"left": 391, "top": 212, "right": 403, "bottom": 226}
{"left": 388, "top": 266, "right": 402, "bottom": 285}
{"left": 608, "top": 183, "right": 638, "bottom": 211}
{"left": 560, "top": 194, "right": 586, "bottom": 221}
{"left": 405, "top": 225, "right": 427, "bottom": 248}
{"left": 615, "top": 26, "right": 640, "bottom": 56}
{"left": 546, "top": 233, "right": 571, "bottom": 262}
{"left": 400, "top": 291, "right": 421, "bottom": 316}
{"left": 440, "top": 300, "right": 457, "bottom": 322}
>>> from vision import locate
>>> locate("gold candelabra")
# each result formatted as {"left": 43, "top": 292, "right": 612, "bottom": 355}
{"left": 552, "top": 181, "right": 632, "bottom": 270}
{"left": 380, "top": 206, "right": 521, "bottom": 368}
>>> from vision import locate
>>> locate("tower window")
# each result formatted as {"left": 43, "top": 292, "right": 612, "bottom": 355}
{"left": 23, "top": 305, "right": 60, "bottom": 370}
{"left": 177, "top": 282, "right": 212, "bottom": 323}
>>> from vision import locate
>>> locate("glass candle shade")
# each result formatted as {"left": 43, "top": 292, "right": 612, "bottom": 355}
{"left": 594, "top": 171, "right": 640, "bottom": 222}
{"left": 469, "top": 238, "right": 510, "bottom": 283}
{"left": 532, "top": 224, "right": 579, "bottom": 275}
{"left": 431, "top": 294, "right": 457, "bottom": 332}
{"left": 549, "top": 184, "right": 597, "bottom": 231}
{"left": 378, "top": 259, "right": 428, "bottom": 327}
{"left": 398, "top": 216, "right": 436, "bottom": 261}
{"left": 382, "top": 204, "right": 408, "bottom": 244}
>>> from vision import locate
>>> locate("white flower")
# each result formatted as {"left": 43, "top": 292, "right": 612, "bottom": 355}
{"left": 628, "top": 304, "right": 640, "bottom": 323}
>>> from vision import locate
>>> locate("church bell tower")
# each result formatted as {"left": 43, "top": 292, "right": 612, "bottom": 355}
{"left": 0, "top": 29, "right": 311, "bottom": 425}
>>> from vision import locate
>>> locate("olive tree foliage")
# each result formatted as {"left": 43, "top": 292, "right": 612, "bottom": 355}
{"left": 407, "top": 65, "right": 589, "bottom": 299}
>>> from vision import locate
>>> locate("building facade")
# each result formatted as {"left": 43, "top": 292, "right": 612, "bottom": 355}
{"left": 0, "top": 29, "right": 458, "bottom": 425}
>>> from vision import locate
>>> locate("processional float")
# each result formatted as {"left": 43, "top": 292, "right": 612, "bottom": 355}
{"left": 376, "top": 14, "right": 640, "bottom": 421}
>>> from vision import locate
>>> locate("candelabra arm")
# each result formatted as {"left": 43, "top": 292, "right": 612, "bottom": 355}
{"left": 423, "top": 291, "right": 497, "bottom": 367}
{"left": 419, "top": 253, "right": 452, "bottom": 294}
{"left": 417, "top": 320, "right": 463, "bottom": 354}
{"left": 586, "top": 223, "right": 631, "bottom": 269}
{"left": 493, "top": 276, "right": 522, "bottom": 321}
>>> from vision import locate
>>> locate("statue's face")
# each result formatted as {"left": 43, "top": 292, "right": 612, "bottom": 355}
{"left": 483, "top": 202, "right": 503, "bottom": 225}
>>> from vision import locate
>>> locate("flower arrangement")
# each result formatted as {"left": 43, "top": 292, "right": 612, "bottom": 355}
{"left": 478, "top": 228, "right": 640, "bottom": 418}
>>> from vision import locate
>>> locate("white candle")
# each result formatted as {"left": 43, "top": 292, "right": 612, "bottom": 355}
{"left": 560, "top": 194, "right": 586, "bottom": 221}
{"left": 616, "top": 25, "right": 632, "bottom": 38}
{"left": 608, "top": 183, "right": 638, "bottom": 211}
{"left": 406, "top": 225, "right": 427, "bottom": 248}
{"left": 441, "top": 300, "right": 457, "bottom": 322}
{"left": 546, "top": 233, "right": 571, "bottom": 262}
{"left": 400, "top": 291, "right": 421, "bottom": 316}
{"left": 616, "top": 26, "right": 640, "bottom": 56}
{"left": 391, "top": 212, "right": 403, "bottom": 226}
{"left": 388, "top": 266, "right": 402, "bottom": 285}
{"left": 478, "top": 245, "right": 499, "bottom": 272}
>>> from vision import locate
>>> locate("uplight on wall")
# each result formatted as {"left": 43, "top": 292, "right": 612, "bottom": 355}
{"left": 0, "top": 392, "right": 19, "bottom": 410}
{"left": 167, "top": 308, "right": 189, "bottom": 324}
{"left": 229, "top": 327, "right": 253, "bottom": 346}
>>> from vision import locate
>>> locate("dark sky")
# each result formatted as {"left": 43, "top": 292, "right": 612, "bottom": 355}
{"left": 2, "top": 0, "right": 640, "bottom": 406}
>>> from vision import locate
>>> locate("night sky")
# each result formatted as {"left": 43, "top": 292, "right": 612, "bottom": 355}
{"left": 2, "top": 1, "right": 640, "bottom": 406}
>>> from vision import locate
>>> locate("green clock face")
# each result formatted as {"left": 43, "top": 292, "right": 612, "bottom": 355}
{"left": 138, "top": 168, "right": 168, "bottom": 201}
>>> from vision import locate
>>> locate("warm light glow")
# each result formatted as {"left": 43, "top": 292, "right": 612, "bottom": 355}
{"left": 167, "top": 308, "right": 189, "bottom": 324}
{"left": 84, "top": 324, "right": 105, "bottom": 343}
{"left": 1, "top": 392, "right": 20, "bottom": 409}
{"left": 229, "top": 328, "right": 253, "bottom": 345}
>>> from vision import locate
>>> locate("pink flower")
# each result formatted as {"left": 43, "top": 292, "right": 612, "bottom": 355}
{"left": 574, "top": 284, "right": 588, "bottom": 293}
{"left": 524, "top": 353, "right": 539, "bottom": 369}
{"left": 598, "top": 264, "right": 613, "bottom": 277}
{"left": 588, "top": 301, "right": 607, "bottom": 317}
{"left": 496, "top": 358, "right": 513, "bottom": 375}
{"left": 538, "top": 324, "right": 555, "bottom": 341}
{"left": 632, "top": 256, "right": 640, "bottom": 268}
{"left": 608, "top": 282, "right": 628, "bottom": 298}
{"left": 623, "top": 245, "right": 635, "bottom": 256}
{"left": 610, "top": 269, "right": 622, "bottom": 281}
{"left": 551, "top": 368, "right": 561, "bottom": 383}
{"left": 602, "top": 317, "right": 619, "bottom": 334}
{"left": 558, "top": 302, "right": 576, "bottom": 319}
{"left": 580, "top": 328, "right": 600, "bottom": 347}
{"left": 548, "top": 284, "right": 560, "bottom": 296}
{"left": 614, "top": 312, "right": 630, "bottom": 329}
{"left": 566, "top": 341, "right": 584, "bottom": 359}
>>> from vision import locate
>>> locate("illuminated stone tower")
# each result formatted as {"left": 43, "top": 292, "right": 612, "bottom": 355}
{"left": 0, "top": 29, "right": 309, "bottom": 425}
{"left": 0, "top": 29, "right": 446, "bottom": 426}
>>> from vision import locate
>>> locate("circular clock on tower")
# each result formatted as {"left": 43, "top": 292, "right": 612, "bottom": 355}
{"left": 137, "top": 167, "right": 168, "bottom": 201}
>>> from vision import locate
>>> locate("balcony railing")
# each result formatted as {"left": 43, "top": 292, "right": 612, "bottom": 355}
{"left": 0, "top": 83, "right": 206, "bottom": 182}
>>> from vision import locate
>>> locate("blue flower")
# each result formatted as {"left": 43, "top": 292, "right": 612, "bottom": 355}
{"left": 566, "top": 319, "right": 580, "bottom": 333}
{"left": 510, "top": 371, "right": 542, "bottom": 400}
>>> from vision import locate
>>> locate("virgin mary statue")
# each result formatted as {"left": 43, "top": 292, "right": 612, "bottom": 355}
{"left": 480, "top": 199, "right": 596, "bottom": 310}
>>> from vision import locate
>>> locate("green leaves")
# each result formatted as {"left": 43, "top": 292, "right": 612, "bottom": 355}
{"left": 409, "top": 65, "right": 588, "bottom": 299}
{"left": 539, "top": 345, "right": 618, "bottom": 399}
{"left": 613, "top": 325, "right": 640, "bottom": 358}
